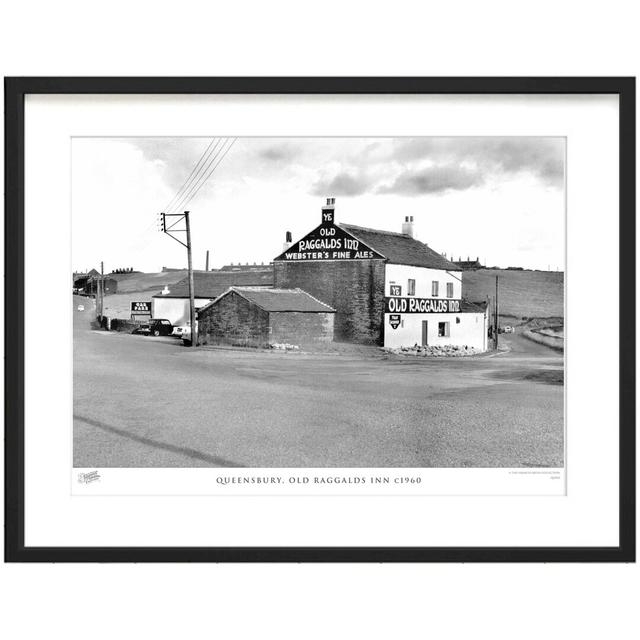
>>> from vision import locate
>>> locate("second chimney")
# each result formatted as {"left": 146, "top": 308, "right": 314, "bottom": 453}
{"left": 282, "top": 230, "right": 293, "bottom": 252}
{"left": 402, "top": 215, "right": 414, "bottom": 237}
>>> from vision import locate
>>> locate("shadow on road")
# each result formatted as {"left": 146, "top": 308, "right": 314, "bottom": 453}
{"left": 74, "top": 414, "right": 245, "bottom": 468}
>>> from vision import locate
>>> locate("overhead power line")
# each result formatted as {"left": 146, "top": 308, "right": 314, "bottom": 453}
{"left": 167, "top": 139, "right": 229, "bottom": 214}
{"left": 168, "top": 137, "right": 237, "bottom": 214}
{"left": 163, "top": 138, "right": 222, "bottom": 213}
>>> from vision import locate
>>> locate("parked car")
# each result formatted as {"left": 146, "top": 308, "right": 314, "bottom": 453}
{"left": 132, "top": 318, "right": 174, "bottom": 337}
{"left": 179, "top": 321, "right": 199, "bottom": 346}
{"left": 171, "top": 323, "right": 190, "bottom": 339}
{"left": 500, "top": 325, "right": 515, "bottom": 334}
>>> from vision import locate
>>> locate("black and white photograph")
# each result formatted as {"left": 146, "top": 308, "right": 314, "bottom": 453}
{"left": 72, "top": 135, "right": 565, "bottom": 472}
{"left": 7, "top": 75, "right": 632, "bottom": 564}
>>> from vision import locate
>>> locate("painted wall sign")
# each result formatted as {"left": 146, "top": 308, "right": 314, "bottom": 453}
{"left": 273, "top": 217, "right": 385, "bottom": 262}
{"left": 321, "top": 207, "right": 334, "bottom": 224}
{"left": 389, "top": 285, "right": 402, "bottom": 296}
{"left": 385, "top": 297, "right": 461, "bottom": 314}
{"left": 130, "top": 301, "right": 152, "bottom": 313}
{"left": 389, "top": 314, "right": 401, "bottom": 329}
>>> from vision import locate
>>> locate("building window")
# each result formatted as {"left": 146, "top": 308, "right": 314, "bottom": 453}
{"left": 408, "top": 279, "right": 416, "bottom": 296}
{"left": 432, "top": 281, "right": 439, "bottom": 297}
{"left": 438, "top": 321, "right": 450, "bottom": 337}
{"left": 447, "top": 282, "right": 454, "bottom": 298}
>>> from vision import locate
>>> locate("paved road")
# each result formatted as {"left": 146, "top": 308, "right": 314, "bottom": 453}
{"left": 74, "top": 297, "right": 564, "bottom": 468}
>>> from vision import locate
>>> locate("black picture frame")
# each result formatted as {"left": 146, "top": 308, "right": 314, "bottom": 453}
{"left": 4, "top": 77, "right": 635, "bottom": 563}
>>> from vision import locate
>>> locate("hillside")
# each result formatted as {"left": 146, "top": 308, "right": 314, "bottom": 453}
{"left": 109, "top": 270, "right": 188, "bottom": 293}
{"left": 462, "top": 269, "right": 564, "bottom": 319}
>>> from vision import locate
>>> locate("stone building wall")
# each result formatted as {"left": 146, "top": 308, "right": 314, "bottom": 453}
{"left": 273, "top": 260, "right": 386, "bottom": 344}
{"left": 269, "top": 312, "right": 334, "bottom": 346}
{"left": 198, "top": 291, "right": 269, "bottom": 347}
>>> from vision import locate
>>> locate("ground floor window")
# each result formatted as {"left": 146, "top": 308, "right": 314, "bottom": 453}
{"left": 438, "top": 321, "right": 450, "bottom": 337}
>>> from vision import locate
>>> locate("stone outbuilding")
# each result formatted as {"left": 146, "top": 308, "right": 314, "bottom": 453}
{"left": 197, "top": 287, "right": 335, "bottom": 348}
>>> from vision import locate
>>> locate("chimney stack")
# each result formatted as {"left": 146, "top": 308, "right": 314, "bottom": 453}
{"left": 402, "top": 215, "right": 414, "bottom": 237}
{"left": 282, "top": 230, "right": 293, "bottom": 252}
{"left": 322, "top": 197, "right": 336, "bottom": 225}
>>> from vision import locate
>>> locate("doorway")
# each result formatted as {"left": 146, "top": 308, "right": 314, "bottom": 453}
{"left": 421, "top": 321, "right": 428, "bottom": 346}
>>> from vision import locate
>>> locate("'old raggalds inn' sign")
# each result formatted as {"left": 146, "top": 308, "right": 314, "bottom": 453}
{"left": 385, "top": 297, "right": 461, "bottom": 313}
{"left": 274, "top": 204, "right": 385, "bottom": 262}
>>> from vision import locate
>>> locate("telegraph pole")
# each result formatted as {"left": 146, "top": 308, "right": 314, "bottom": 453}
{"left": 185, "top": 212, "right": 196, "bottom": 346}
{"left": 159, "top": 210, "right": 197, "bottom": 346}
{"left": 99, "top": 260, "right": 104, "bottom": 320}
{"left": 205, "top": 249, "right": 210, "bottom": 272}
{"left": 494, "top": 275, "right": 499, "bottom": 350}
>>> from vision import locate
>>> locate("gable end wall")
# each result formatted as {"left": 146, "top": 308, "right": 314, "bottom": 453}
{"left": 273, "top": 260, "right": 385, "bottom": 345}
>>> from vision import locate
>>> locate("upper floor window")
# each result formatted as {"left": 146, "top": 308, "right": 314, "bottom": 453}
{"left": 432, "top": 281, "right": 439, "bottom": 297}
{"left": 446, "top": 282, "right": 454, "bottom": 298}
{"left": 408, "top": 279, "right": 416, "bottom": 296}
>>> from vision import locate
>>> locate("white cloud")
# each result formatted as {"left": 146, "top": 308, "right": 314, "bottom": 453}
{"left": 72, "top": 137, "right": 566, "bottom": 272}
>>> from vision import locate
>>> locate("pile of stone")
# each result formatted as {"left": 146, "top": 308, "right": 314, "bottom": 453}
{"left": 270, "top": 343, "right": 300, "bottom": 351}
{"left": 383, "top": 344, "right": 480, "bottom": 357}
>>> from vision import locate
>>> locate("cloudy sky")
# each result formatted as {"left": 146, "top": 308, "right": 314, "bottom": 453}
{"left": 72, "top": 137, "right": 565, "bottom": 273}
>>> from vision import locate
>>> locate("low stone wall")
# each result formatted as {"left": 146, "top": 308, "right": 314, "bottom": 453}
{"left": 523, "top": 329, "right": 564, "bottom": 352}
{"left": 384, "top": 344, "right": 482, "bottom": 357}
{"left": 99, "top": 317, "right": 144, "bottom": 333}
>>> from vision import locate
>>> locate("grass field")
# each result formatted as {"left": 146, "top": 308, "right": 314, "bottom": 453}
{"left": 110, "top": 270, "right": 188, "bottom": 293}
{"left": 462, "top": 269, "right": 564, "bottom": 319}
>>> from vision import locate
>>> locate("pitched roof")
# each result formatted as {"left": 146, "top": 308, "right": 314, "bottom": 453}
{"left": 153, "top": 269, "right": 274, "bottom": 298}
{"left": 203, "top": 287, "right": 335, "bottom": 313}
{"left": 338, "top": 223, "right": 461, "bottom": 271}
{"left": 461, "top": 300, "right": 488, "bottom": 313}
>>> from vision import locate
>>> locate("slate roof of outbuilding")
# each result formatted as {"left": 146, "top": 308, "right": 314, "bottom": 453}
{"left": 152, "top": 269, "right": 274, "bottom": 298}
{"left": 460, "top": 300, "right": 488, "bottom": 313}
{"left": 201, "top": 287, "right": 335, "bottom": 313}
{"left": 338, "top": 223, "right": 462, "bottom": 271}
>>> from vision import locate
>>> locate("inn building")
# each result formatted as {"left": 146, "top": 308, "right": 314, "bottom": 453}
{"left": 272, "top": 199, "right": 488, "bottom": 350}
